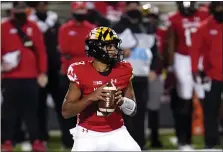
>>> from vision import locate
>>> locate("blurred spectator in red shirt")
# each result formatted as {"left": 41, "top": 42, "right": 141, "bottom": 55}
{"left": 1, "top": 2, "right": 47, "bottom": 151}
{"left": 85, "top": 2, "right": 110, "bottom": 27}
{"left": 93, "top": 2, "right": 126, "bottom": 23}
{"left": 58, "top": 2, "right": 96, "bottom": 76}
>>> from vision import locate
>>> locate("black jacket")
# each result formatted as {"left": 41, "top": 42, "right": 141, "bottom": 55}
{"left": 29, "top": 11, "right": 61, "bottom": 72}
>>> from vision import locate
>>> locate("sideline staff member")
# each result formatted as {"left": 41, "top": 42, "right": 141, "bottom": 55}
{"left": 1, "top": 2, "right": 47, "bottom": 151}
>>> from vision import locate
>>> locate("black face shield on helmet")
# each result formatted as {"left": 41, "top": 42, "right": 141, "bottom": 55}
{"left": 176, "top": 1, "right": 197, "bottom": 16}
{"left": 85, "top": 27, "right": 123, "bottom": 66}
{"left": 209, "top": 2, "right": 223, "bottom": 23}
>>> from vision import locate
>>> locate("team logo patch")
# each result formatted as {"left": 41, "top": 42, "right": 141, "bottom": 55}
{"left": 209, "top": 29, "right": 218, "bottom": 35}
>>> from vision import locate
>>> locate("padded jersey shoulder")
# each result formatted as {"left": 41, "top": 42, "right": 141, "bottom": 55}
{"left": 67, "top": 61, "right": 88, "bottom": 83}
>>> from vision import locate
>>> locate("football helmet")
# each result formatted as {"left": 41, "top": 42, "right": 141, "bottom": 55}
{"left": 176, "top": 1, "right": 197, "bottom": 16}
{"left": 85, "top": 27, "right": 123, "bottom": 65}
{"left": 141, "top": 3, "right": 159, "bottom": 19}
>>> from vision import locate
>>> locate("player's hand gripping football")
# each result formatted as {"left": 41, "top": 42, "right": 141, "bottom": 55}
{"left": 115, "top": 88, "right": 124, "bottom": 106}
{"left": 88, "top": 83, "right": 111, "bottom": 102}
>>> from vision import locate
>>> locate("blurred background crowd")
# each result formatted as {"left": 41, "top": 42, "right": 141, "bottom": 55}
{"left": 1, "top": 1, "right": 223, "bottom": 151}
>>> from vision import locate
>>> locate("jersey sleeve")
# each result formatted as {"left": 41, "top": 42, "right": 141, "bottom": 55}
{"left": 67, "top": 64, "right": 81, "bottom": 87}
{"left": 189, "top": 21, "right": 207, "bottom": 73}
{"left": 123, "top": 61, "right": 134, "bottom": 81}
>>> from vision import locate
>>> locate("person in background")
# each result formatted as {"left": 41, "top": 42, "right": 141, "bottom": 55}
{"left": 113, "top": 1, "right": 158, "bottom": 149}
{"left": 84, "top": 2, "right": 110, "bottom": 27}
{"left": 1, "top": 2, "right": 48, "bottom": 151}
{"left": 58, "top": 1, "right": 96, "bottom": 148}
{"left": 28, "top": 1, "right": 64, "bottom": 148}
{"left": 1, "top": 1, "right": 28, "bottom": 146}
{"left": 141, "top": 3, "right": 166, "bottom": 148}
{"left": 93, "top": 1, "right": 126, "bottom": 25}
{"left": 190, "top": 2, "right": 223, "bottom": 149}
{"left": 165, "top": 2, "right": 209, "bottom": 150}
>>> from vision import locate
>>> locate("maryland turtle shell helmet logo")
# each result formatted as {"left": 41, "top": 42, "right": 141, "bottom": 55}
{"left": 85, "top": 27, "right": 123, "bottom": 65}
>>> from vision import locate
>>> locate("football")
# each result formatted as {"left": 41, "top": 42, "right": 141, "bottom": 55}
{"left": 98, "top": 82, "right": 117, "bottom": 116}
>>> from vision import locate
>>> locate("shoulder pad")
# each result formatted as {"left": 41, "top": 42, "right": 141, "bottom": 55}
{"left": 119, "top": 60, "right": 133, "bottom": 72}
{"left": 67, "top": 61, "right": 86, "bottom": 85}
{"left": 70, "top": 61, "right": 86, "bottom": 67}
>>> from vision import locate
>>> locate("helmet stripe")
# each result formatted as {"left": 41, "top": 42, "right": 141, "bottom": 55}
{"left": 103, "top": 29, "right": 110, "bottom": 41}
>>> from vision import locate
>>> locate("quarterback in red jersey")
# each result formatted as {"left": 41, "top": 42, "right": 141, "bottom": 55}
{"left": 62, "top": 27, "right": 141, "bottom": 151}
{"left": 165, "top": 2, "right": 210, "bottom": 150}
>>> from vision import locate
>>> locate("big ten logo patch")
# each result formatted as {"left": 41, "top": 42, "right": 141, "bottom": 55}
{"left": 93, "top": 81, "right": 103, "bottom": 91}
{"left": 93, "top": 81, "right": 102, "bottom": 86}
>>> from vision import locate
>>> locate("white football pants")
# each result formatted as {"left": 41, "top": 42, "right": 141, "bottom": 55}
{"left": 174, "top": 52, "right": 205, "bottom": 99}
{"left": 70, "top": 125, "right": 141, "bottom": 151}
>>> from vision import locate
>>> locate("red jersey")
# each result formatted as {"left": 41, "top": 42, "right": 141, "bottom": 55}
{"left": 1, "top": 19, "right": 47, "bottom": 78}
{"left": 168, "top": 8, "right": 209, "bottom": 55}
{"left": 58, "top": 20, "right": 96, "bottom": 74}
{"left": 67, "top": 60, "right": 133, "bottom": 132}
{"left": 156, "top": 26, "right": 168, "bottom": 54}
{"left": 190, "top": 17, "right": 222, "bottom": 81}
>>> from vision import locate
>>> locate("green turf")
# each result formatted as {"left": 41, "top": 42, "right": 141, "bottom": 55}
{"left": 145, "top": 133, "right": 204, "bottom": 150}
{"left": 13, "top": 132, "right": 222, "bottom": 151}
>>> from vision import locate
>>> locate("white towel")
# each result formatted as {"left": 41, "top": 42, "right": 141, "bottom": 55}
{"left": 2, "top": 50, "right": 21, "bottom": 72}
{"left": 119, "top": 28, "right": 137, "bottom": 49}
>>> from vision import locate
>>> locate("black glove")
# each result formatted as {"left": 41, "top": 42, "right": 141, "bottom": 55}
{"left": 193, "top": 70, "right": 210, "bottom": 84}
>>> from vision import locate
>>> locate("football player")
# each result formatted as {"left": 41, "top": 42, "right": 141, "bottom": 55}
{"left": 165, "top": 1, "right": 210, "bottom": 150}
{"left": 62, "top": 27, "right": 141, "bottom": 151}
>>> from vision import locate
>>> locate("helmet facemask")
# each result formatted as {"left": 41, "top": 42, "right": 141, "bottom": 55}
{"left": 85, "top": 27, "right": 124, "bottom": 66}
{"left": 85, "top": 39, "right": 123, "bottom": 66}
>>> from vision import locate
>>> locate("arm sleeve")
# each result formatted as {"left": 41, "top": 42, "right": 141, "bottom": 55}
{"left": 1, "top": 24, "right": 6, "bottom": 56}
{"left": 33, "top": 24, "right": 48, "bottom": 74}
{"left": 127, "top": 61, "right": 134, "bottom": 81}
{"left": 150, "top": 38, "right": 158, "bottom": 71}
{"left": 189, "top": 24, "right": 206, "bottom": 73}
{"left": 58, "top": 26, "right": 69, "bottom": 54}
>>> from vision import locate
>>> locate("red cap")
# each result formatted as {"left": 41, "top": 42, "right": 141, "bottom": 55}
{"left": 71, "top": 2, "right": 87, "bottom": 11}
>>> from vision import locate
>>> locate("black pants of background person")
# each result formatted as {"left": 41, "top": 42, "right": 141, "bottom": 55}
{"left": 170, "top": 88, "right": 193, "bottom": 146}
{"left": 148, "top": 109, "right": 162, "bottom": 147}
{"left": 147, "top": 78, "right": 163, "bottom": 148}
{"left": 203, "top": 80, "right": 223, "bottom": 148}
{"left": 1, "top": 79, "right": 39, "bottom": 144}
{"left": 37, "top": 72, "right": 77, "bottom": 148}
{"left": 124, "top": 76, "right": 148, "bottom": 149}
{"left": 13, "top": 117, "right": 27, "bottom": 144}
